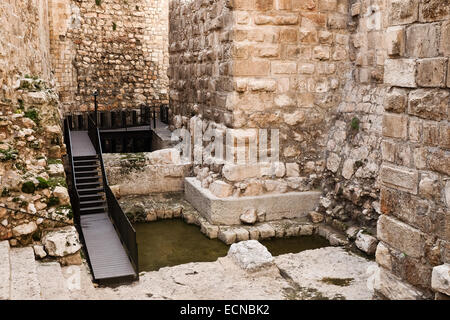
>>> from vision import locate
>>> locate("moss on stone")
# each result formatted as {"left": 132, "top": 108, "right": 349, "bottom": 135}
{"left": 350, "top": 117, "right": 360, "bottom": 130}
{"left": 36, "top": 177, "right": 49, "bottom": 189}
{"left": 47, "top": 196, "right": 60, "bottom": 207}
{"left": 24, "top": 108, "right": 39, "bottom": 125}
{"left": 47, "top": 158, "right": 62, "bottom": 165}
{"left": 0, "top": 148, "right": 19, "bottom": 161}
{"left": 1, "top": 188, "right": 10, "bottom": 197}
{"left": 320, "top": 277, "right": 353, "bottom": 287}
{"left": 48, "top": 177, "right": 67, "bottom": 189}
{"left": 21, "top": 181, "right": 36, "bottom": 194}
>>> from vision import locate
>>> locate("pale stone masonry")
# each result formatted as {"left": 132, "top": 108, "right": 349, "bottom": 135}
{"left": 49, "top": 0, "right": 169, "bottom": 113}
{"left": 376, "top": 0, "right": 450, "bottom": 299}
{"left": 0, "top": 0, "right": 449, "bottom": 300}
{"left": 168, "top": 0, "right": 450, "bottom": 299}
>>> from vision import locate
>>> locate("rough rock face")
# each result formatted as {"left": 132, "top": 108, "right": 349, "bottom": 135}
{"left": 431, "top": 264, "right": 450, "bottom": 296}
{"left": 0, "top": 78, "right": 72, "bottom": 246}
{"left": 42, "top": 226, "right": 81, "bottom": 257}
{"left": 227, "top": 240, "right": 274, "bottom": 271}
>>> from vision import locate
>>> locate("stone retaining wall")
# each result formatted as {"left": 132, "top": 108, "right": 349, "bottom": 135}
{"left": 104, "top": 149, "right": 191, "bottom": 196}
{"left": 49, "top": 0, "right": 169, "bottom": 113}
{"left": 374, "top": 0, "right": 450, "bottom": 299}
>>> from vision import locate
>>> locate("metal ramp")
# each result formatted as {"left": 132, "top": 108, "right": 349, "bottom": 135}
{"left": 65, "top": 120, "right": 138, "bottom": 285}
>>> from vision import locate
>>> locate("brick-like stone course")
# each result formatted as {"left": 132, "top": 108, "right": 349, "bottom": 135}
{"left": 49, "top": 0, "right": 169, "bottom": 113}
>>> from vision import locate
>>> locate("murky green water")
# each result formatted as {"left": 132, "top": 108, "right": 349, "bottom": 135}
{"left": 135, "top": 219, "right": 329, "bottom": 272}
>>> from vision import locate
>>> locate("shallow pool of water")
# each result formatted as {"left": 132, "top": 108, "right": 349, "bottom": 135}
{"left": 135, "top": 219, "right": 329, "bottom": 272}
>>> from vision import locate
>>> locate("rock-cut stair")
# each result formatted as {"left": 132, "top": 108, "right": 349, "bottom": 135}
{"left": 0, "top": 241, "right": 70, "bottom": 300}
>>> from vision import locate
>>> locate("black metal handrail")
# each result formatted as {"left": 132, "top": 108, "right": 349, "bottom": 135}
{"left": 87, "top": 114, "right": 139, "bottom": 278}
{"left": 67, "top": 104, "right": 167, "bottom": 131}
{"left": 64, "top": 118, "right": 81, "bottom": 227}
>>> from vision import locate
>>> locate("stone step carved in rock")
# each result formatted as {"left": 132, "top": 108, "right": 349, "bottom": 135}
{"left": 37, "top": 262, "right": 70, "bottom": 300}
{"left": 10, "top": 247, "right": 41, "bottom": 300}
{"left": 0, "top": 241, "right": 11, "bottom": 300}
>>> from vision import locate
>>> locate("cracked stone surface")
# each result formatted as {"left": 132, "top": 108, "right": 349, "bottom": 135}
{"left": 61, "top": 246, "right": 376, "bottom": 300}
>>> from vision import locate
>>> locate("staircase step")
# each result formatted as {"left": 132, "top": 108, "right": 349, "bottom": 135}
{"left": 37, "top": 262, "right": 70, "bottom": 300}
{"left": 80, "top": 206, "right": 108, "bottom": 214}
{"left": 78, "top": 187, "right": 104, "bottom": 195}
{"left": 75, "top": 165, "right": 99, "bottom": 171}
{"left": 0, "top": 241, "right": 10, "bottom": 300}
{"left": 75, "top": 170, "right": 99, "bottom": 177}
{"left": 80, "top": 200, "right": 107, "bottom": 207}
{"left": 77, "top": 182, "right": 101, "bottom": 189}
{"left": 75, "top": 176, "right": 101, "bottom": 187}
{"left": 74, "top": 159, "right": 99, "bottom": 165}
{"left": 79, "top": 194, "right": 104, "bottom": 202}
{"left": 10, "top": 247, "right": 41, "bottom": 300}
{"left": 74, "top": 156, "right": 98, "bottom": 161}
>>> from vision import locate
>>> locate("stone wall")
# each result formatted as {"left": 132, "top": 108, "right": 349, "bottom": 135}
{"left": 0, "top": 0, "right": 53, "bottom": 103}
{"left": 0, "top": 1, "right": 81, "bottom": 265}
{"left": 169, "top": 0, "right": 352, "bottom": 201}
{"left": 169, "top": 0, "right": 233, "bottom": 124}
{"left": 49, "top": 0, "right": 169, "bottom": 113}
{"left": 318, "top": 0, "right": 387, "bottom": 231}
{"left": 104, "top": 149, "right": 191, "bottom": 196}
{"left": 374, "top": 0, "right": 450, "bottom": 299}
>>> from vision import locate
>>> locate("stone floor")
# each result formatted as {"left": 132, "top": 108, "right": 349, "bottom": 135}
{"left": 0, "top": 240, "right": 376, "bottom": 300}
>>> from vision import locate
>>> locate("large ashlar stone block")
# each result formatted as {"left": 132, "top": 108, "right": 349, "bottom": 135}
{"left": 374, "top": 266, "right": 425, "bottom": 300}
{"left": 419, "top": 0, "right": 450, "bottom": 22}
{"left": 382, "top": 113, "right": 408, "bottom": 139}
{"left": 388, "top": 0, "right": 419, "bottom": 25}
{"left": 406, "top": 23, "right": 440, "bottom": 58}
{"left": 431, "top": 264, "right": 450, "bottom": 296}
{"left": 292, "top": 0, "right": 316, "bottom": 11}
{"left": 385, "top": 26, "right": 405, "bottom": 57}
{"left": 384, "top": 87, "right": 407, "bottom": 113}
{"left": 377, "top": 215, "right": 424, "bottom": 259}
{"left": 448, "top": 62, "right": 450, "bottom": 88}
{"left": 233, "top": 60, "right": 270, "bottom": 76}
{"left": 416, "top": 58, "right": 448, "bottom": 87}
{"left": 380, "top": 165, "right": 418, "bottom": 194}
{"left": 408, "top": 89, "right": 449, "bottom": 121}
{"left": 428, "top": 150, "right": 450, "bottom": 176}
{"left": 185, "top": 178, "right": 320, "bottom": 225}
{"left": 442, "top": 20, "right": 450, "bottom": 56}
{"left": 272, "top": 61, "right": 297, "bottom": 74}
{"left": 384, "top": 59, "right": 416, "bottom": 87}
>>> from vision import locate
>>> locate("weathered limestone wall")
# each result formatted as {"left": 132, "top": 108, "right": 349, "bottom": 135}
{"left": 50, "top": 0, "right": 169, "bottom": 113}
{"left": 374, "top": 0, "right": 450, "bottom": 299}
{"left": 169, "top": 0, "right": 352, "bottom": 201}
{"left": 0, "top": 0, "right": 53, "bottom": 102}
{"left": 319, "top": 0, "right": 387, "bottom": 231}
{"left": 0, "top": 1, "right": 82, "bottom": 265}
{"left": 104, "top": 149, "right": 191, "bottom": 196}
{"left": 169, "top": 0, "right": 233, "bottom": 123}
{"left": 229, "top": 0, "right": 350, "bottom": 167}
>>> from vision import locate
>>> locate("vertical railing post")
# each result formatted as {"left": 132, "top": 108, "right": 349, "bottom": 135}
{"left": 93, "top": 90, "right": 99, "bottom": 128}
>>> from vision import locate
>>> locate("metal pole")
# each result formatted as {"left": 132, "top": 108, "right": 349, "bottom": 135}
{"left": 93, "top": 90, "right": 99, "bottom": 127}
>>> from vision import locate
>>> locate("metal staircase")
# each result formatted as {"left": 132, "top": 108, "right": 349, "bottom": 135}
{"left": 64, "top": 116, "right": 139, "bottom": 285}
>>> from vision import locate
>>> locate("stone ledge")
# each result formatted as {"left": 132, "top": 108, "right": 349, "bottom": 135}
{"left": 184, "top": 177, "right": 321, "bottom": 225}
